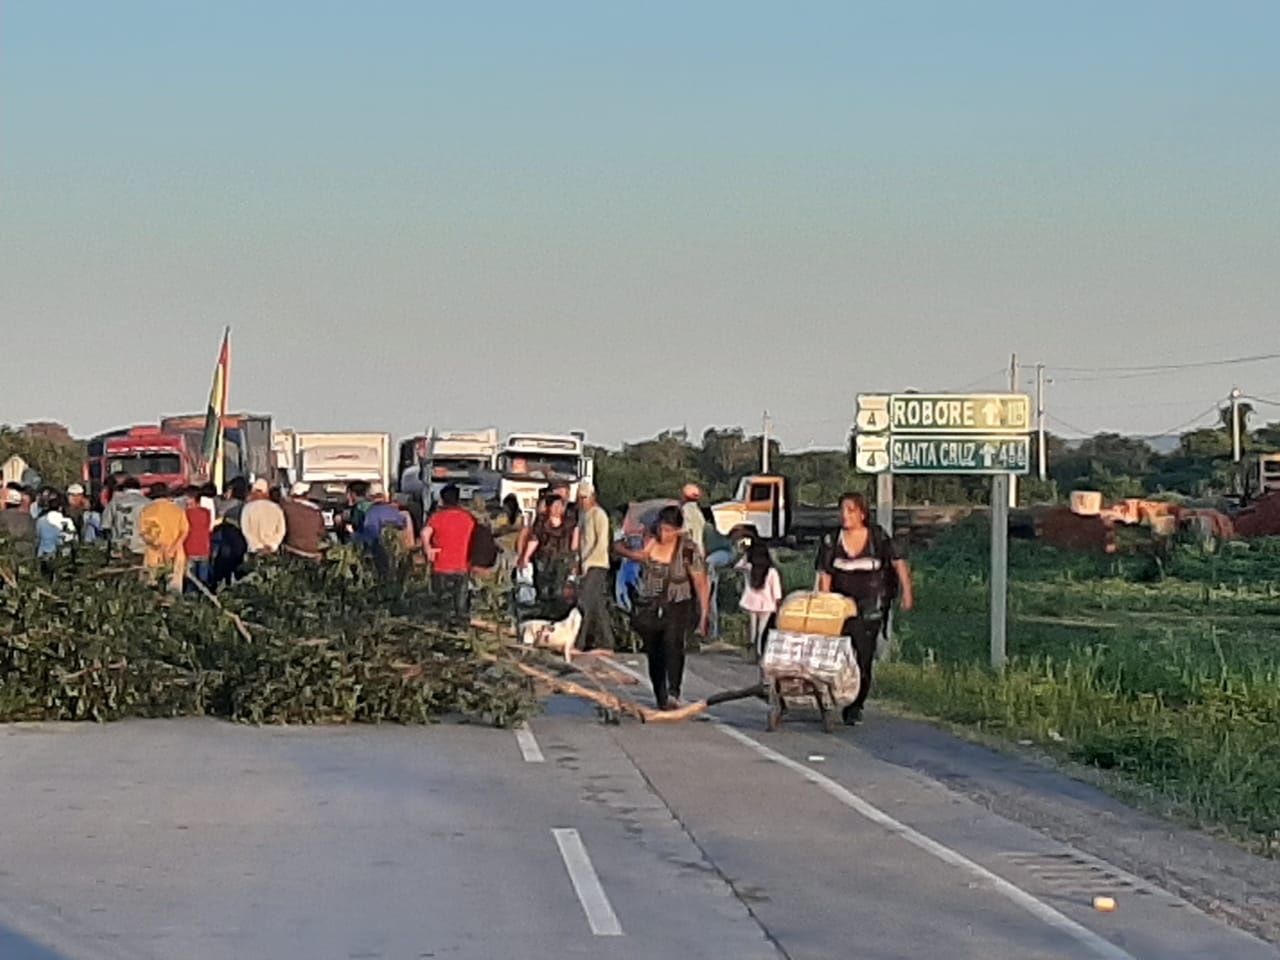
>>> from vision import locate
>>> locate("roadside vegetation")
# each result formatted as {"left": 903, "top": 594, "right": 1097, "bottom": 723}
{"left": 0, "top": 543, "right": 536, "bottom": 727}
{"left": 859, "top": 520, "right": 1280, "bottom": 857}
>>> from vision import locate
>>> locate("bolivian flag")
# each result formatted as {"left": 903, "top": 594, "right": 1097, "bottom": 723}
{"left": 200, "top": 328, "right": 230, "bottom": 490}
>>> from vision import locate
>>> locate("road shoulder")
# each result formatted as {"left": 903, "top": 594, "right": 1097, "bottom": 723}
{"left": 686, "top": 650, "right": 1280, "bottom": 946}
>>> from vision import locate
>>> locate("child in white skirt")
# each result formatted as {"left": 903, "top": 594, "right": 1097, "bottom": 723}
{"left": 738, "top": 540, "right": 782, "bottom": 661}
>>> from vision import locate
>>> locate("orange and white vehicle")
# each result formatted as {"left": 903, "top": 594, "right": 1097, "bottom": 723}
{"left": 710, "top": 474, "right": 839, "bottom": 546}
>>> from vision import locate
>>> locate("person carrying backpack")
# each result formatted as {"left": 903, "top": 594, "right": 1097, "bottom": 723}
{"left": 815, "top": 492, "right": 914, "bottom": 725}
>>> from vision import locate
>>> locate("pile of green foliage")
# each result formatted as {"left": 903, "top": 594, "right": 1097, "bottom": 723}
{"left": 0, "top": 544, "right": 536, "bottom": 727}
{"left": 879, "top": 521, "right": 1280, "bottom": 855}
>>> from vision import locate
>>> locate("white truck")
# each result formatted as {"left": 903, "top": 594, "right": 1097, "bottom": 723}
{"left": 424, "top": 428, "right": 500, "bottom": 508}
{"left": 396, "top": 428, "right": 500, "bottom": 506}
{"left": 498, "top": 431, "right": 593, "bottom": 521}
{"left": 271, "top": 429, "right": 296, "bottom": 488}
{"left": 293, "top": 432, "right": 393, "bottom": 529}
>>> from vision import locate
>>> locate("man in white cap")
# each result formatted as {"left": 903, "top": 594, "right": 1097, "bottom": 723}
{"left": 239, "top": 478, "right": 286, "bottom": 554}
{"left": 65, "top": 483, "right": 101, "bottom": 544}
{"left": 575, "top": 482, "right": 614, "bottom": 652}
{"left": 679, "top": 483, "right": 716, "bottom": 650}
{"left": 281, "top": 481, "right": 326, "bottom": 558}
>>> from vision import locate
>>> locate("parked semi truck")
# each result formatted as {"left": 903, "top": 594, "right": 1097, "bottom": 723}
{"left": 425, "top": 428, "right": 500, "bottom": 507}
{"left": 396, "top": 428, "right": 500, "bottom": 509}
{"left": 160, "top": 413, "right": 274, "bottom": 485}
{"left": 293, "top": 432, "right": 392, "bottom": 529}
{"left": 498, "top": 431, "right": 593, "bottom": 521}
{"left": 83, "top": 413, "right": 272, "bottom": 501}
{"left": 83, "top": 426, "right": 190, "bottom": 499}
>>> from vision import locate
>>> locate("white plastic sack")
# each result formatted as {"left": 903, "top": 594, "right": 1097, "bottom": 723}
{"left": 514, "top": 565, "right": 536, "bottom": 606}
{"left": 761, "top": 630, "right": 860, "bottom": 707}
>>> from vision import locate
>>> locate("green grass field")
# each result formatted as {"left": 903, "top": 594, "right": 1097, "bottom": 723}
{"left": 868, "top": 522, "right": 1280, "bottom": 856}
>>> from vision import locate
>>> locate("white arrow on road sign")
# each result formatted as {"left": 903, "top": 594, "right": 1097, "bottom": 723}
{"left": 979, "top": 442, "right": 997, "bottom": 467}
{"left": 981, "top": 402, "right": 1000, "bottom": 427}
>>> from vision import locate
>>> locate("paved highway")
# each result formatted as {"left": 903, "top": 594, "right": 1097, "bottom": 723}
{"left": 0, "top": 655, "right": 1276, "bottom": 960}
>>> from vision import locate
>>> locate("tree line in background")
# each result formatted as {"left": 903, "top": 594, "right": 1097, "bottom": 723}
{"left": 3, "top": 405, "right": 1278, "bottom": 510}
{"left": 0, "top": 426, "right": 86, "bottom": 491}
{"left": 592, "top": 406, "right": 1280, "bottom": 508}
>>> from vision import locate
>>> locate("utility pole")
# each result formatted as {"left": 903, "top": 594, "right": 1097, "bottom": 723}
{"left": 1008, "top": 353, "right": 1019, "bottom": 508}
{"left": 762, "top": 410, "right": 771, "bottom": 474}
{"left": 1231, "top": 388, "right": 1243, "bottom": 464}
{"left": 1036, "top": 362, "right": 1047, "bottom": 483}
{"left": 1231, "top": 387, "right": 1244, "bottom": 497}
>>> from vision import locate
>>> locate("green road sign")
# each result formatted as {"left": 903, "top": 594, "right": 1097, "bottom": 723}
{"left": 856, "top": 393, "right": 1031, "bottom": 434}
{"left": 855, "top": 434, "right": 1030, "bottom": 475}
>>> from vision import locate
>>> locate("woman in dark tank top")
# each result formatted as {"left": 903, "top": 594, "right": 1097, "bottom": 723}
{"left": 816, "top": 492, "right": 915, "bottom": 726}
{"left": 613, "top": 505, "right": 710, "bottom": 710}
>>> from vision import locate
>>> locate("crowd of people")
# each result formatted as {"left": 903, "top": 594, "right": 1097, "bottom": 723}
{"left": 2, "top": 471, "right": 915, "bottom": 722}
{"left": 0, "top": 473, "right": 414, "bottom": 589}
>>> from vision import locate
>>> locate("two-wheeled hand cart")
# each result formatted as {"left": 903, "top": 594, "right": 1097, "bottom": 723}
{"left": 759, "top": 630, "right": 861, "bottom": 734}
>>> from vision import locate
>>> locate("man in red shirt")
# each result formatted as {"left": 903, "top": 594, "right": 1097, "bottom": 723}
{"left": 182, "top": 484, "right": 213, "bottom": 591}
{"left": 421, "top": 484, "right": 476, "bottom": 624}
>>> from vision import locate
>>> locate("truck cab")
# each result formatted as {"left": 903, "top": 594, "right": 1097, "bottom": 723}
{"left": 424, "top": 428, "right": 500, "bottom": 509}
{"left": 85, "top": 426, "right": 191, "bottom": 497}
{"left": 396, "top": 435, "right": 428, "bottom": 498}
{"left": 711, "top": 475, "right": 792, "bottom": 541}
{"left": 498, "top": 431, "right": 593, "bottom": 521}
{"left": 710, "top": 475, "right": 839, "bottom": 545}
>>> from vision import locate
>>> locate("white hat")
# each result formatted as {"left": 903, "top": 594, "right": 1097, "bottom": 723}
{"left": 67, "top": 483, "right": 85, "bottom": 496}
{"left": 577, "top": 481, "right": 595, "bottom": 499}
{"left": 251, "top": 478, "right": 270, "bottom": 494}
{"left": 3, "top": 489, "right": 22, "bottom": 506}
{"left": 290, "top": 481, "right": 311, "bottom": 497}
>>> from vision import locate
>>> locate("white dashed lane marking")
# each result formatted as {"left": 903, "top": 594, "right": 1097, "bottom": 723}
{"left": 551, "top": 828, "right": 624, "bottom": 936}
{"left": 513, "top": 723, "right": 545, "bottom": 763}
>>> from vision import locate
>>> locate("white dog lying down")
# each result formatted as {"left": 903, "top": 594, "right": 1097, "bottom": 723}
{"left": 519, "top": 608, "right": 582, "bottom": 662}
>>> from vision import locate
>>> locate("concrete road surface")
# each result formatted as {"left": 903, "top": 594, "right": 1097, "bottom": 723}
{"left": 0, "top": 656, "right": 1276, "bottom": 960}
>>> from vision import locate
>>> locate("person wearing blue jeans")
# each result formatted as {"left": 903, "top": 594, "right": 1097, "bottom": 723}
{"left": 699, "top": 506, "right": 737, "bottom": 641}
{"left": 704, "top": 546, "right": 735, "bottom": 640}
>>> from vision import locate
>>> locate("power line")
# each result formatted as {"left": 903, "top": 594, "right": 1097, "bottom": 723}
{"left": 1150, "top": 399, "right": 1229, "bottom": 438}
{"left": 1046, "top": 397, "right": 1226, "bottom": 440}
{"left": 950, "top": 368, "right": 1009, "bottom": 392}
{"left": 1044, "top": 413, "right": 1095, "bottom": 437}
{"left": 1051, "top": 351, "right": 1280, "bottom": 380}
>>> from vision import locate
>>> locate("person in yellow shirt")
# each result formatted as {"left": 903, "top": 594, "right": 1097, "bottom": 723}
{"left": 139, "top": 488, "right": 190, "bottom": 594}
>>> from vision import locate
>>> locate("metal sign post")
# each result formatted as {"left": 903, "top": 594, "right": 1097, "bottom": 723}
{"left": 875, "top": 471, "right": 895, "bottom": 659}
{"left": 990, "top": 474, "right": 1009, "bottom": 672}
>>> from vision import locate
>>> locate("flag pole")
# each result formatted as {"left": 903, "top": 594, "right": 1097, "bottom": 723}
{"left": 203, "top": 327, "right": 231, "bottom": 493}
{"left": 219, "top": 326, "right": 230, "bottom": 491}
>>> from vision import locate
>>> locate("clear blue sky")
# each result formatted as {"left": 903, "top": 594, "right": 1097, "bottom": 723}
{"left": 2, "top": 1, "right": 1278, "bottom": 448}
